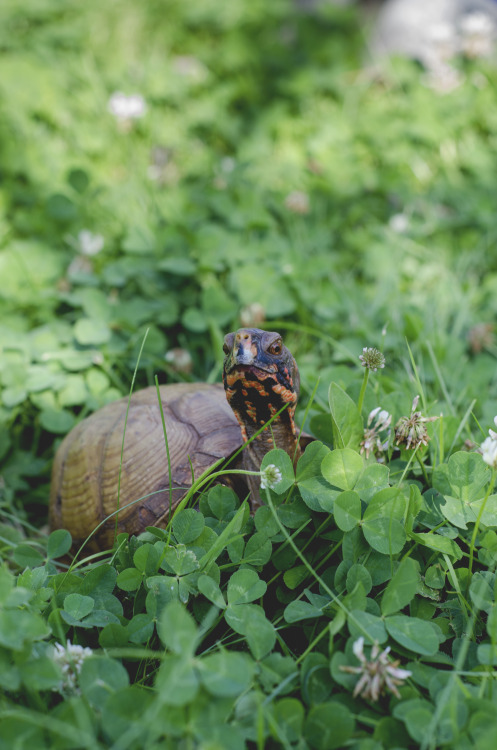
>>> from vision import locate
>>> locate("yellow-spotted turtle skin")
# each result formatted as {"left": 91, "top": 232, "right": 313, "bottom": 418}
{"left": 50, "top": 328, "right": 306, "bottom": 551}
{"left": 223, "top": 328, "right": 299, "bottom": 446}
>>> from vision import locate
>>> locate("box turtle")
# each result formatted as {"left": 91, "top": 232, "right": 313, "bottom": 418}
{"left": 49, "top": 328, "right": 308, "bottom": 551}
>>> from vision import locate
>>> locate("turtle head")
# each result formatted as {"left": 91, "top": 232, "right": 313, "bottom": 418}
{"left": 222, "top": 328, "right": 300, "bottom": 443}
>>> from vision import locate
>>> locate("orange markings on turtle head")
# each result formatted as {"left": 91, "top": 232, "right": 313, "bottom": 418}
{"left": 225, "top": 371, "right": 239, "bottom": 388}
{"left": 245, "top": 401, "right": 258, "bottom": 422}
{"left": 272, "top": 382, "right": 297, "bottom": 403}
{"left": 250, "top": 379, "right": 269, "bottom": 397}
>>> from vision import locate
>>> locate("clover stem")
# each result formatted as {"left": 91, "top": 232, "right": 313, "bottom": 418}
{"left": 415, "top": 452, "right": 430, "bottom": 485}
{"left": 295, "top": 624, "right": 330, "bottom": 666}
{"left": 468, "top": 468, "right": 497, "bottom": 583}
{"left": 357, "top": 368, "right": 369, "bottom": 415}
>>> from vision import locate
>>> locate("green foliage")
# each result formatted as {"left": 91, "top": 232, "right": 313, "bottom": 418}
{"left": 4, "top": 425, "right": 497, "bottom": 746}
{"left": 3, "top": 0, "right": 497, "bottom": 746}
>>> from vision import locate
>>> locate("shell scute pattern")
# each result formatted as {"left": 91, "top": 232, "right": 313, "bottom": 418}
{"left": 49, "top": 383, "right": 241, "bottom": 550}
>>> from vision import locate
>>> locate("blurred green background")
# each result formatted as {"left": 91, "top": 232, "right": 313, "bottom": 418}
{"left": 1, "top": 0, "right": 497, "bottom": 520}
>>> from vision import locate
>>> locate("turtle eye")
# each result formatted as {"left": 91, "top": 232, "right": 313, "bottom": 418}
{"left": 268, "top": 339, "right": 282, "bottom": 355}
{"left": 223, "top": 332, "right": 235, "bottom": 355}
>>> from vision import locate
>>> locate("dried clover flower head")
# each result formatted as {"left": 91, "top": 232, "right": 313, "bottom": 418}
{"left": 359, "top": 347, "right": 386, "bottom": 372}
{"left": 361, "top": 407, "right": 392, "bottom": 462}
{"left": 340, "top": 637, "right": 411, "bottom": 702}
{"left": 260, "top": 464, "right": 283, "bottom": 490}
{"left": 164, "top": 348, "right": 193, "bottom": 374}
{"left": 51, "top": 641, "right": 93, "bottom": 695}
{"left": 394, "top": 396, "right": 438, "bottom": 450}
{"left": 423, "top": 58, "right": 464, "bottom": 94}
{"left": 479, "top": 416, "right": 497, "bottom": 470}
{"left": 240, "top": 303, "right": 265, "bottom": 328}
{"left": 148, "top": 146, "right": 179, "bottom": 186}
{"left": 284, "top": 191, "right": 310, "bottom": 215}
{"left": 468, "top": 323, "right": 494, "bottom": 354}
{"left": 67, "top": 255, "right": 93, "bottom": 278}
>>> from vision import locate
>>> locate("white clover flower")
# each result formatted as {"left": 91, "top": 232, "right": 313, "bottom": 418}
{"left": 475, "top": 416, "right": 497, "bottom": 469}
{"left": 77, "top": 230, "right": 105, "bottom": 256}
{"left": 460, "top": 12, "right": 494, "bottom": 38}
{"left": 108, "top": 92, "right": 147, "bottom": 121}
{"left": 260, "top": 464, "right": 283, "bottom": 490}
{"left": 481, "top": 437, "right": 497, "bottom": 469}
{"left": 359, "top": 347, "right": 386, "bottom": 372}
{"left": 427, "top": 21, "right": 458, "bottom": 61}
{"left": 460, "top": 12, "right": 495, "bottom": 58}
{"left": 361, "top": 407, "right": 392, "bottom": 462}
{"left": 389, "top": 213, "right": 409, "bottom": 234}
{"left": 374, "top": 409, "right": 391, "bottom": 430}
{"left": 341, "top": 637, "right": 411, "bottom": 701}
{"left": 51, "top": 641, "right": 93, "bottom": 695}
{"left": 480, "top": 415, "right": 497, "bottom": 469}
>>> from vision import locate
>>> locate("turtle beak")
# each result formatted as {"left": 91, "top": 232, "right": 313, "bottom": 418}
{"left": 233, "top": 329, "right": 256, "bottom": 365}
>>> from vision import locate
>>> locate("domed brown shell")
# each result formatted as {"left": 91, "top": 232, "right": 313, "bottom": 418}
{"left": 49, "top": 383, "right": 242, "bottom": 552}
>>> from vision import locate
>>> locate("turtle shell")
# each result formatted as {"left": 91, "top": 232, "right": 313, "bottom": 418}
{"left": 49, "top": 383, "right": 242, "bottom": 551}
